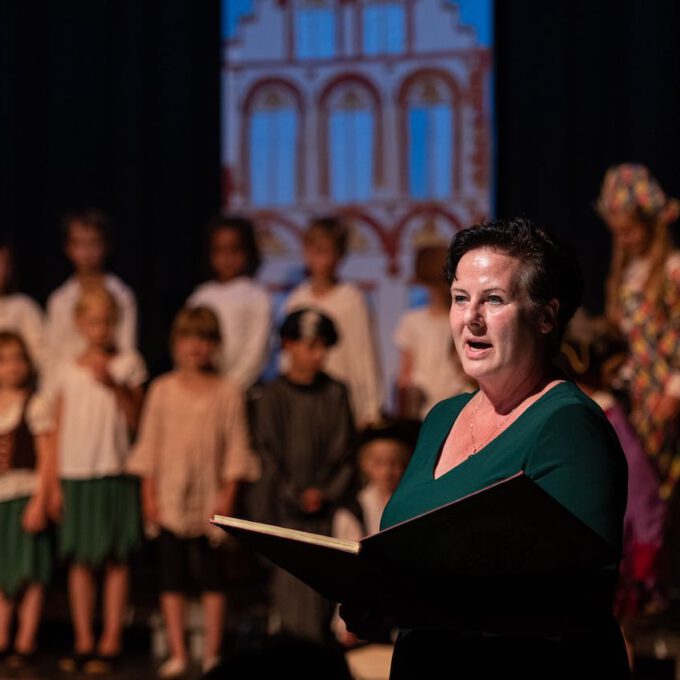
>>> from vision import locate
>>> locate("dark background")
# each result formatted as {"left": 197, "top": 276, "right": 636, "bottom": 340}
{"left": 1, "top": 0, "right": 679, "bottom": 376}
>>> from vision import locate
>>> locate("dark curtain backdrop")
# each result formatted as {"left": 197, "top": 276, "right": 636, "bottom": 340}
{"left": 0, "top": 0, "right": 221, "bottom": 375}
{"left": 495, "top": 0, "right": 680, "bottom": 312}
{"left": 1, "top": 0, "right": 679, "bottom": 375}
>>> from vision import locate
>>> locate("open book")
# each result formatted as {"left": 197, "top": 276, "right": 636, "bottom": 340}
{"left": 212, "top": 472, "right": 618, "bottom": 623}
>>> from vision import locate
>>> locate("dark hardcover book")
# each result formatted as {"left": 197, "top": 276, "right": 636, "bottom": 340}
{"left": 212, "top": 472, "right": 618, "bottom": 624}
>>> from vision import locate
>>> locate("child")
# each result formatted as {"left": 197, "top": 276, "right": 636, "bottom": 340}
{"left": 285, "top": 217, "right": 382, "bottom": 427}
{"left": 331, "top": 423, "right": 411, "bottom": 647}
{"left": 45, "top": 209, "right": 137, "bottom": 385}
{"left": 0, "top": 332, "right": 54, "bottom": 668}
{"left": 127, "top": 306, "right": 260, "bottom": 678}
{"left": 394, "top": 243, "right": 474, "bottom": 419}
{"left": 252, "top": 308, "right": 356, "bottom": 644}
{"left": 0, "top": 242, "right": 45, "bottom": 371}
{"left": 561, "top": 325, "right": 666, "bottom": 664}
{"left": 187, "top": 215, "right": 272, "bottom": 391}
{"left": 51, "top": 287, "right": 146, "bottom": 674}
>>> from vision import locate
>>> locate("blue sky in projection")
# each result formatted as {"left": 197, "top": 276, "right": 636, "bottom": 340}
{"left": 222, "top": 0, "right": 493, "bottom": 46}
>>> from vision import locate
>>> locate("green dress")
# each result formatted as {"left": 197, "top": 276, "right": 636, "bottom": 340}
{"left": 381, "top": 381, "right": 630, "bottom": 679}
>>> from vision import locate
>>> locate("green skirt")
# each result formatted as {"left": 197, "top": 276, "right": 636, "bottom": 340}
{"left": 0, "top": 496, "right": 52, "bottom": 597}
{"left": 59, "top": 475, "right": 141, "bottom": 568}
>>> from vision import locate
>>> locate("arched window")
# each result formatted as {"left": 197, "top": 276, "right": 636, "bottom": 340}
{"left": 405, "top": 78, "right": 454, "bottom": 200}
{"left": 248, "top": 88, "right": 299, "bottom": 206}
{"left": 328, "top": 85, "right": 376, "bottom": 202}
{"left": 363, "top": 2, "right": 405, "bottom": 55}
{"left": 295, "top": 0, "right": 335, "bottom": 59}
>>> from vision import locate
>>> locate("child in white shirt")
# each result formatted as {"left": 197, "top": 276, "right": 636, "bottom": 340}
{"left": 51, "top": 287, "right": 146, "bottom": 674}
{"left": 395, "top": 244, "right": 473, "bottom": 419}
{"left": 188, "top": 215, "right": 271, "bottom": 390}
{"left": 285, "top": 217, "right": 382, "bottom": 427}
{"left": 45, "top": 210, "right": 137, "bottom": 387}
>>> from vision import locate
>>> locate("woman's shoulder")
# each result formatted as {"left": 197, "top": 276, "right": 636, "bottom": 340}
{"left": 533, "top": 380, "right": 604, "bottom": 417}
{"left": 529, "top": 382, "right": 622, "bottom": 455}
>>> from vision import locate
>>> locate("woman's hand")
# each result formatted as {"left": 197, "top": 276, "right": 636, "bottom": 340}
{"left": 22, "top": 495, "right": 47, "bottom": 533}
{"left": 339, "top": 602, "right": 394, "bottom": 641}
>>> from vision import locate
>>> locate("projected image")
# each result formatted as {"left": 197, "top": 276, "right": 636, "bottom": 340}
{"left": 222, "top": 0, "right": 494, "bottom": 405}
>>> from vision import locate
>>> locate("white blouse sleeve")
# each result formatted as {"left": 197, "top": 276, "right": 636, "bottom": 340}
{"left": 26, "top": 393, "right": 55, "bottom": 435}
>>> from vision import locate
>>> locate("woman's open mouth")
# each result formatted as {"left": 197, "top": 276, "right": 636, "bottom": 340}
{"left": 465, "top": 340, "right": 492, "bottom": 357}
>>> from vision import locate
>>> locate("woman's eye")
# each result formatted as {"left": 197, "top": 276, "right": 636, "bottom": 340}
{"left": 453, "top": 295, "right": 467, "bottom": 304}
{"left": 487, "top": 295, "right": 503, "bottom": 304}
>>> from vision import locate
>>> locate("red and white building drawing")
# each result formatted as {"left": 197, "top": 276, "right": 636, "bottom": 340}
{"left": 223, "top": 0, "right": 493, "bottom": 402}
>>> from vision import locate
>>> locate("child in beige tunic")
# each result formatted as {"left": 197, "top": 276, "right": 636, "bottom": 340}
{"left": 127, "top": 306, "right": 259, "bottom": 678}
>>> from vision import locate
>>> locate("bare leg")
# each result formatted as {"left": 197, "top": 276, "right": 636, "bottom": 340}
{"left": 160, "top": 592, "right": 188, "bottom": 663}
{"left": 68, "top": 565, "right": 96, "bottom": 653}
{"left": 98, "top": 562, "right": 128, "bottom": 656}
{"left": 14, "top": 584, "right": 44, "bottom": 653}
{"left": 0, "top": 591, "right": 14, "bottom": 650}
{"left": 201, "top": 591, "right": 225, "bottom": 663}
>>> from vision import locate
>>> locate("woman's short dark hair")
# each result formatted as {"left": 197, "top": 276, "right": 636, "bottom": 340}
{"left": 208, "top": 214, "right": 262, "bottom": 277}
{"left": 445, "top": 217, "right": 583, "bottom": 353}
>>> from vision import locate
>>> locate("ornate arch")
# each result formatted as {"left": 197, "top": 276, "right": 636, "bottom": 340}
{"left": 397, "top": 68, "right": 465, "bottom": 197}
{"left": 240, "top": 77, "right": 306, "bottom": 205}
{"left": 317, "top": 73, "right": 384, "bottom": 198}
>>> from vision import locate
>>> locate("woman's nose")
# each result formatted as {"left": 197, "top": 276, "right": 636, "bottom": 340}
{"left": 464, "top": 301, "right": 484, "bottom": 326}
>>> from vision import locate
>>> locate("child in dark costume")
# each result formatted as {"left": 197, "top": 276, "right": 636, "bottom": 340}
{"left": 252, "top": 309, "right": 356, "bottom": 644}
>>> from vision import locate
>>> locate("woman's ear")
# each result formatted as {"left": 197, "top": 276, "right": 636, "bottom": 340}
{"left": 539, "top": 299, "right": 560, "bottom": 334}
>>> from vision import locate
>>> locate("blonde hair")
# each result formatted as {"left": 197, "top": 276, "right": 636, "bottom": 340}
{"left": 170, "top": 306, "right": 221, "bottom": 346}
{"left": 74, "top": 286, "right": 120, "bottom": 321}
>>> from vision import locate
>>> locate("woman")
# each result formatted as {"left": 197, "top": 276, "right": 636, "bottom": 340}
{"left": 598, "top": 163, "right": 680, "bottom": 499}
{"left": 342, "top": 218, "right": 629, "bottom": 679}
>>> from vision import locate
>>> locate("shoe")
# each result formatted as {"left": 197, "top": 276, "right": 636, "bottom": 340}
{"left": 5, "top": 651, "right": 36, "bottom": 669}
{"left": 157, "top": 656, "right": 189, "bottom": 678}
{"left": 202, "top": 655, "right": 221, "bottom": 675}
{"left": 58, "top": 651, "right": 95, "bottom": 673}
{"left": 83, "top": 653, "right": 121, "bottom": 674}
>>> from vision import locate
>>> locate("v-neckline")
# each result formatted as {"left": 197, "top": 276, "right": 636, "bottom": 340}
{"left": 431, "top": 381, "right": 568, "bottom": 481}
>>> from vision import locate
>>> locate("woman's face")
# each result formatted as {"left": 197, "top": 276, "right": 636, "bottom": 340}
{"left": 606, "top": 210, "right": 650, "bottom": 257}
{"left": 449, "top": 248, "right": 552, "bottom": 388}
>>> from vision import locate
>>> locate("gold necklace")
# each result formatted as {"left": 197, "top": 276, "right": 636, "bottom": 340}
{"left": 469, "top": 393, "right": 517, "bottom": 454}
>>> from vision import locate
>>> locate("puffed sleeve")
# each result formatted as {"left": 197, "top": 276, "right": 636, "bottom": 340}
{"left": 26, "top": 393, "right": 55, "bottom": 435}
{"left": 221, "top": 383, "right": 260, "bottom": 483}
{"left": 112, "top": 350, "right": 148, "bottom": 389}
